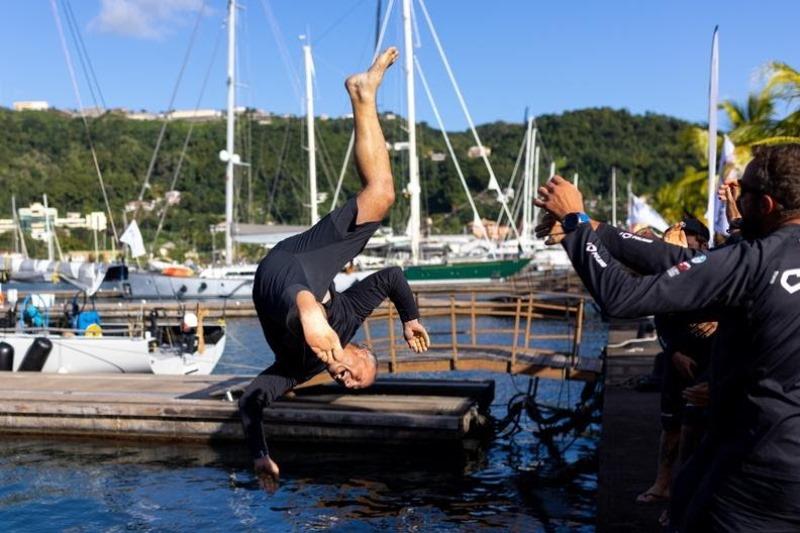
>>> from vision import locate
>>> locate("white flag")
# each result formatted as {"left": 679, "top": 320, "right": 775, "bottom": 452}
{"left": 626, "top": 195, "right": 669, "bottom": 233}
{"left": 713, "top": 135, "right": 737, "bottom": 236}
{"left": 120, "top": 220, "right": 146, "bottom": 258}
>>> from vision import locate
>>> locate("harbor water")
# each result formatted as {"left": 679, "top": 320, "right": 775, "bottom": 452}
{"left": 0, "top": 312, "right": 606, "bottom": 532}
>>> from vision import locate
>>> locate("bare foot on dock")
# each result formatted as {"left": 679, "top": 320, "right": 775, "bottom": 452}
{"left": 345, "top": 46, "right": 399, "bottom": 103}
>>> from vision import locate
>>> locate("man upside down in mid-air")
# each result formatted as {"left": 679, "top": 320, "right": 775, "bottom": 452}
{"left": 238, "top": 47, "right": 430, "bottom": 490}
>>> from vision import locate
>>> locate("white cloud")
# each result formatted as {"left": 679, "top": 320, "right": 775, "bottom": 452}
{"left": 89, "top": 0, "right": 207, "bottom": 40}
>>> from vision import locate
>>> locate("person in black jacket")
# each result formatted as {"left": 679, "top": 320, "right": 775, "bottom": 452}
{"left": 535, "top": 144, "right": 800, "bottom": 531}
{"left": 239, "top": 47, "right": 430, "bottom": 491}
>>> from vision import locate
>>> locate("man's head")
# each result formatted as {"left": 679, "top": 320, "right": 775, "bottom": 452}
{"left": 738, "top": 144, "right": 800, "bottom": 239}
{"left": 681, "top": 217, "right": 709, "bottom": 251}
{"left": 327, "top": 343, "right": 378, "bottom": 389}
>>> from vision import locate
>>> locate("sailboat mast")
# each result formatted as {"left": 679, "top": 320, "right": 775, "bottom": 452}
{"left": 532, "top": 145, "right": 541, "bottom": 228}
{"left": 522, "top": 117, "right": 534, "bottom": 242}
{"left": 611, "top": 167, "right": 617, "bottom": 228}
{"left": 224, "top": 0, "right": 236, "bottom": 265}
{"left": 403, "top": 0, "right": 421, "bottom": 264}
{"left": 43, "top": 194, "right": 54, "bottom": 262}
{"left": 304, "top": 42, "right": 319, "bottom": 225}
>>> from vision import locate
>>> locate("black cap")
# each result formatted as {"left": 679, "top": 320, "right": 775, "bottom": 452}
{"left": 682, "top": 216, "right": 709, "bottom": 239}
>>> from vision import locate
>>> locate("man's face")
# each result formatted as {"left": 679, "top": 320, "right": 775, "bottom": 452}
{"left": 328, "top": 344, "right": 377, "bottom": 389}
{"left": 685, "top": 233, "right": 708, "bottom": 251}
{"left": 737, "top": 162, "right": 769, "bottom": 239}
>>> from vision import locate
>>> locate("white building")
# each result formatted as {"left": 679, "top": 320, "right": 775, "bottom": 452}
{"left": 467, "top": 145, "right": 492, "bottom": 159}
{"left": 13, "top": 101, "right": 49, "bottom": 111}
{"left": 167, "top": 109, "right": 223, "bottom": 121}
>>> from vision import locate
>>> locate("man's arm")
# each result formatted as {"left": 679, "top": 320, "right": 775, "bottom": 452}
{"left": 238, "top": 369, "right": 297, "bottom": 489}
{"left": 534, "top": 176, "right": 753, "bottom": 318}
{"left": 538, "top": 213, "right": 697, "bottom": 275}
{"left": 561, "top": 224, "right": 753, "bottom": 318}
{"left": 341, "top": 266, "right": 429, "bottom": 352}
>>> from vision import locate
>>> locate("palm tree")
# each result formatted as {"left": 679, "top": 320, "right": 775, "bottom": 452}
{"left": 765, "top": 61, "right": 800, "bottom": 138}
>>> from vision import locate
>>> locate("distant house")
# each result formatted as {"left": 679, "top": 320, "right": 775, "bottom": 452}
{"left": 13, "top": 101, "right": 49, "bottom": 111}
{"left": 167, "top": 109, "right": 223, "bottom": 121}
{"left": 429, "top": 152, "right": 446, "bottom": 162}
{"left": 467, "top": 145, "right": 492, "bottom": 159}
{"left": 468, "top": 218, "right": 509, "bottom": 240}
{"left": 127, "top": 111, "right": 161, "bottom": 121}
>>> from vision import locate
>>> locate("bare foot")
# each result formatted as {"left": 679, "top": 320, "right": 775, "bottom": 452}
{"left": 345, "top": 46, "right": 399, "bottom": 103}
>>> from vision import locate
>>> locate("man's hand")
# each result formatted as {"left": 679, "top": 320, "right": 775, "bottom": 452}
{"left": 254, "top": 455, "right": 280, "bottom": 493}
{"left": 535, "top": 212, "right": 566, "bottom": 245}
{"left": 297, "top": 291, "right": 343, "bottom": 364}
{"left": 663, "top": 223, "right": 688, "bottom": 248}
{"left": 533, "top": 175, "right": 585, "bottom": 221}
{"left": 671, "top": 351, "right": 696, "bottom": 380}
{"left": 688, "top": 321, "right": 718, "bottom": 338}
{"left": 682, "top": 382, "right": 710, "bottom": 407}
{"left": 403, "top": 319, "right": 430, "bottom": 353}
{"left": 720, "top": 181, "right": 742, "bottom": 222}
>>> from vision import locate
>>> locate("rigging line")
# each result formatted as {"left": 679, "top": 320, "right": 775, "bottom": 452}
{"left": 495, "top": 133, "right": 528, "bottom": 229}
{"left": 314, "top": 127, "right": 338, "bottom": 193}
{"left": 134, "top": 0, "right": 206, "bottom": 216}
{"left": 151, "top": 21, "right": 224, "bottom": 251}
{"left": 258, "top": 0, "right": 303, "bottom": 106}
{"left": 315, "top": 0, "right": 369, "bottom": 44}
{"left": 414, "top": 56, "right": 494, "bottom": 251}
{"left": 61, "top": 0, "right": 101, "bottom": 111}
{"left": 266, "top": 119, "right": 292, "bottom": 221}
{"left": 50, "top": 0, "right": 118, "bottom": 242}
{"left": 328, "top": 0, "right": 396, "bottom": 211}
{"left": 415, "top": 0, "right": 521, "bottom": 243}
{"left": 63, "top": 0, "right": 106, "bottom": 110}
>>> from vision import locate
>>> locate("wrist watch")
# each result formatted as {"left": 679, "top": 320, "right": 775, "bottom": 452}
{"left": 562, "top": 212, "right": 590, "bottom": 233}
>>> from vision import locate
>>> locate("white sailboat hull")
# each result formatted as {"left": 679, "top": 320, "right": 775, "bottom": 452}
{"left": 0, "top": 333, "right": 225, "bottom": 375}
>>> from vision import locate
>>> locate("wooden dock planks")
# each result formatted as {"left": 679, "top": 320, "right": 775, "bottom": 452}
{"left": 0, "top": 374, "right": 493, "bottom": 446}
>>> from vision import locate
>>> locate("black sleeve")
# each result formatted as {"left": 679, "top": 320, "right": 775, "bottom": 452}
{"left": 561, "top": 224, "right": 754, "bottom": 318}
{"left": 594, "top": 223, "right": 699, "bottom": 275}
{"left": 238, "top": 366, "right": 298, "bottom": 460}
{"left": 341, "top": 266, "right": 420, "bottom": 323}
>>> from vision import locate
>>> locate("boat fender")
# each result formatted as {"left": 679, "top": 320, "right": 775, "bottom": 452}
{"left": 0, "top": 342, "right": 13, "bottom": 371}
{"left": 18, "top": 337, "right": 53, "bottom": 372}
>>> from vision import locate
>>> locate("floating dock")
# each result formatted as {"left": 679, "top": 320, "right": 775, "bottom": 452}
{"left": 0, "top": 374, "right": 493, "bottom": 447}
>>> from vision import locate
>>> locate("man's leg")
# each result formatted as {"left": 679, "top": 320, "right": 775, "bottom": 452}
{"left": 345, "top": 47, "right": 399, "bottom": 225}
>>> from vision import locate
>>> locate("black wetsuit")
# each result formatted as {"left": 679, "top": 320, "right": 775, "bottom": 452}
{"left": 239, "top": 197, "right": 419, "bottom": 460}
{"left": 567, "top": 223, "right": 800, "bottom": 530}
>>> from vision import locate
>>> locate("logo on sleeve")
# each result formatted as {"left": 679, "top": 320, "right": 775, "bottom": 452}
{"left": 585, "top": 242, "right": 608, "bottom": 268}
{"left": 666, "top": 266, "right": 680, "bottom": 278}
{"left": 677, "top": 261, "right": 692, "bottom": 273}
{"left": 620, "top": 232, "right": 653, "bottom": 243}
{"left": 690, "top": 254, "right": 707, "bottom": 265}
{"left": 780, "top": 269, "right": 800, "bottom": 294}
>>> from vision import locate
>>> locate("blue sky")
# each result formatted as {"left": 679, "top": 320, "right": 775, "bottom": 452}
{"left": 0, "top": 0, "right": 798, "bottom": 130}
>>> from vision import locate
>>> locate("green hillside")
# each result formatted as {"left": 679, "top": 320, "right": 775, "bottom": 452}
{"left": 0, "top": 106, "right": 699, "bottom": 260}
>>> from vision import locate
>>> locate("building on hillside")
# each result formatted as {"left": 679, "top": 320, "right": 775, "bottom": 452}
{"left": 468, "top": 218, "right": 509, "bottom": 241}
{"left": 428, "top": 151, "right": 447, "bottom": 162}
{"left": 13, "top": 101, "right": 49, "bottom": 111}
{"left": 467, "top": 145, "right": 492, "bottom": 159}
{"left": 127, "top": 111, "right": 162, "bottom": 121}
{"left": 167, "top": 109, "right": 223, "bottom": 121}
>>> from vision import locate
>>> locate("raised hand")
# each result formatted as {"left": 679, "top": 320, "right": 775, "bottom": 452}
{"left": 534, "top": 212, "right": 566, "bottom": 245}
{"left": 254, "top": 455, "right": 280, "bottom": 493}
{"left": 403, "top": 319, "right": 430, "bottom": 353}
{"left": 663, "top": 223, "right": 688, "bottom": 248}
{"left": 533, "top": 175, "right": 585, "bottom": 221}
{"left": 297, "top": 291, "right": 343, "bottom": 364}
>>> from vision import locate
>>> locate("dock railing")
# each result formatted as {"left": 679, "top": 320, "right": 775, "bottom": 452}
{"left": 357, "top": 289, "right": 598, "bottom": 381}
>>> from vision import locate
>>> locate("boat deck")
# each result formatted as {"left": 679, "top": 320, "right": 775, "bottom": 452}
{"left": 0, "top": 374, "right": 494, "bottom": 446}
